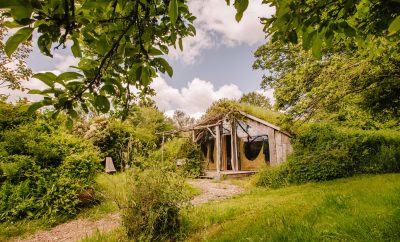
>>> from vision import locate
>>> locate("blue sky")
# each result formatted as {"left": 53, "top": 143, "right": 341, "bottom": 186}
{"left": 163, "top": 44, "right": 262, "bottom": 93}
{"left": 1, "top": 0, "right": 275, "bottom": 118}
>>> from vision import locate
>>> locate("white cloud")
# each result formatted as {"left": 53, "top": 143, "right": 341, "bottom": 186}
{"left": 0, "top": 70, "right": 61, "bottom": 103}
{"left": 169, "top": 0, "right": 274, "bottom": 64}
{"left": 1, "top": 51, "right": 80, "bottom": 102}
{"left": 0, "top": 78, "right": 46, "bottom": 103}
{"left": 256, "top": 89, "right": 275, "bottom": 105}
{"left": 168, "top": 28, "right": 214, "bottom": 64}
{"left": 151, "top": 76, "right": 242, "bottom": 117}
{"left": 54, "top": 53, "right": 79, "bottom": 71}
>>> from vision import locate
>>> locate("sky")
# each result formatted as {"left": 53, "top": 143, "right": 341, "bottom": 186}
{"left": 0, "top": 0, "right": 275, "bottom": 119}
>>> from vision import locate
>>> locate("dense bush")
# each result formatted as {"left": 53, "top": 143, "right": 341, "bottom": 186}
{"left": 86, "top": 119, "right": 137, "bottom": 170}
{"left": 151, "top": 137, "right": 204, "bottom": 177}
{"left": 256, "top": 164, "right": 289, "bottom": 188}
{"left": 177, "top": 142, "right": 204, "bottom": 177}
{"left": 257, "top": 125, "right": 400, "bottom": 188}
{"left": 121, "top": 168, "right": 189, "bottom": 241}
{"left": 0, "top": 99, "right": 36, "bottom": 130}
{"left": 83, "top": 107, "right": 174, "bottom": 170}
{"left": 0, "top": 121, "right": 101, "bottom": 221}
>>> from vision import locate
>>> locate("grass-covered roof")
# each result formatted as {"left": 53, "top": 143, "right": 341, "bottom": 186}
{"left": 197, "top": 100, "right": 282, "bottom": 127}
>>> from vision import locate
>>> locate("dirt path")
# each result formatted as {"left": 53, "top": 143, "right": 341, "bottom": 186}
{"left": 188, "top": 179, "right": 244, "bottom": 205}
{"left": 14, "top": 213, "right": 120, "bottom": 242}
{"left": 15, "top": 179, "right": 244, "bottom": 242}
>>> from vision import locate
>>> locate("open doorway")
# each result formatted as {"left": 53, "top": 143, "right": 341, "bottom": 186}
{"left": 225, "top": 135, "right": 232, "bottom": 170}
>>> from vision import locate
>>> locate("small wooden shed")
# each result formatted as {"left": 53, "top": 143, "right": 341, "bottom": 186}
{"left": 194, "top": 111, "right": 293, "bottom": 173}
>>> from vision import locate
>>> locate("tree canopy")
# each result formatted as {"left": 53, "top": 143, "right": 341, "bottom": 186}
{"left": 239, "top": 91, "right": 272, "bottom": 110}
{"left": 1, "top": 0, "right": 400, "bottom": 124}
{"left": 0, "top": 12, "right": 32, "bottom": 91}
{"left": 253, "top": 39, "right": 400, "bottom": 129}
{"left": 256, "top": 0, "right": 400, "bottom": 58}
{"left": 0, "top": 0, "right": 195, "bottom": 120}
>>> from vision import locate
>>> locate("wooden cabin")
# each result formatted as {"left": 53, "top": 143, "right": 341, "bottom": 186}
{"left": 195, "top": 111, "right": 293, "bottom": 174}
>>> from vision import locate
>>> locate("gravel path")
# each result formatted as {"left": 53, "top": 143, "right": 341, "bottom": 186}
{"left": 15, "top": 179, "right": 243, "bottom": 242}
{"left": 14, "top": 213, "right": 120, "bottom": 242}
{"left": 188, "top": 179, "right": 244, "bottom": 205}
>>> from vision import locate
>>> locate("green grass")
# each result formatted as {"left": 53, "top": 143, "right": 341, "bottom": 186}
{"left": 0, "top": 173, "right": 124, "bottom": 241}
{"left": 0, "top": 218, "right": 52, "bottom": 242}
{"left": 238, "top": 102, "right": 281, "bottom": 125}
{"left": 0, "top": 171, "right": 203, "bottom": 242}
{"left": 80, "top": 227, "right": 128, "bottom": 242}
{"left": 80, "top": 174, "right": 400, "bottom": 242}
{"left": 183, "top": 174, "right": 400, "bottom": 241}
{"left": 5, "top": 174, "right": 400, "bottom": 242}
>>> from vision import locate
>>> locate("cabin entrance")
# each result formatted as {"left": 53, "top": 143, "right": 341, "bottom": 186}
{"left": 225, "top": 135, "right": 232, "bottom": 170}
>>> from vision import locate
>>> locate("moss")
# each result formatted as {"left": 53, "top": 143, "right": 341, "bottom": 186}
{"left": 199, "top": 99, "right": 283, "bottom": 127}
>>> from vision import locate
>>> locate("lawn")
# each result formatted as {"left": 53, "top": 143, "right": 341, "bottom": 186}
{"left": 4, "top": 174, "right": 400, "bottom": 242}
{"left": 184, "top": 174, "right": 400, "bottom": 241}
{"left": 0, "top": 173, "right": 123, "bottom": 242}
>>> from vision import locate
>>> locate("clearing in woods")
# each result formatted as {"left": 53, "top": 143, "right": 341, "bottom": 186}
{"left": 14, "top": 179, "right": 244, "bottom": 242}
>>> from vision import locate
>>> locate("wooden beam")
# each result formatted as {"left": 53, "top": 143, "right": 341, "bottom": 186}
{"left": 238, "top": 111, "right": 292, "bottom": 137}
{"left": 215, "top": 125, "right": 221, "bottom": 174}
{"left": 156, "top": 121, "right": 222, "bottom": 135}
{"left": 207, "top": 127, "right": 216, "bottom": 138}
{"left": 230, "top": 120, "right": 239, "bottom": 171}
{"left": 161, "top": 134, "right": 165, "bottom": 163}
{"left": 267, "top": 128, "right": 277, "bottom": 165}
{"left": 275, "top": 131, "right": 283, "bottom": 164}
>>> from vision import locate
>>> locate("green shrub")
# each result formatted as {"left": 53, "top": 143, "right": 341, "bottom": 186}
{"left": 178, "top": 142, "right": 204, "bottom": 178}
{"left": 0, "top": 121, "right": 101, "bottom": 222}
{"left": 255, "top": 164, "right": 289, "bottom": 188}
{"left": 150, "top": 137, "right": 186, "bottom": 162}
{"left": 0, "top": 99, "right": 36, "bottom": 130}
{"left": 257, "top": 125, "right": 400, "bottom": 188}
{"left": 287, "top": 149, "right": 355, "bottom": 183}
{"left": 151, "top": 138, "right": 204, "bottom": 177}
{"left": 121, "top": 168, "right": 190, "bottom": 241}
{"left": 86, "top": 107, "right": 174, "bottom": 170}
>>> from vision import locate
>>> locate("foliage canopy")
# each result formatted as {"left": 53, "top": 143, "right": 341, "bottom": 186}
{"left": 253, "top": 39, "right": 400, "bottom": 129}
{"left": 255, "top": 0, "right": 400, "bottom": 58}
{"left": 1, "top": 0, "right": 195, "bottom": 119}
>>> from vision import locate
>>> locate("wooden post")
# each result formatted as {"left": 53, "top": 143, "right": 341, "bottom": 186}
{"left": 161, "top": 134, "right": 165, "bottom": 163}
{"left": 230, "top": 119, "right": 238, "bottom": 171}
{"left": 267, "top": 128, "right": 277, "bottom": 165}
{"left": 215, "top": 125, "right": 221, "bottom": 174}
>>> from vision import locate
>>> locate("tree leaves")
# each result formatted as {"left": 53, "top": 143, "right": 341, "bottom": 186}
{"left": 57, "top": 72, "right": 83, "bottom": 82}
{"left": 227, "top": 0, "right": 400, "bottom": 59}
{"left": 178, "top": 38, "right": 183, "bottom": 51}
{"left": 95, "top": 95, "right": 110, "bottom": 113}
{"left": 253, "top": 38, "right": 400, "bottom": 125}
{"left": 234, "top": 0, "right": 249, "bottom": 22}
{"left": 71, "top": 37, "right": 82, "bottom": 58}
{"left": 1, "top": 0, "right": 196, "bottom": 119}
{"left": 32, "top": 72, "right": 57, "bottom": 88}
{"left": 154, "top": 58, "right": 173, "bottom": 77}
{"left": 140, "top": 66, "right": 150, "bottom": 86}
{"left": 169, "top": 0, "right": 178, "bottom": 25}
{"left": 38, "top": 34, "right": 53, "bottom": 57}
{"left": 101, "top": 84, "right": 116, "bottom": 95}
{"left": 27, "top": 101, "right": 45, "bottom": 115}
{"left": 3, "top": 0, "right": 33, "bottom": 22}
{"left": 312, "top": 32, "right": 323, "bottom": 59}
{"left": 4, "top": 27, "right": 33, "bottom": 57}
{"left": 388, "top": 16, "right": 400, "bottom": 35}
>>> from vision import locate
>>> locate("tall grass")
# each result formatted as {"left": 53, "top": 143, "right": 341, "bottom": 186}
{"left": 80, "top": 174, "right": 400, "bottom": 241}
{"left": 238, "top": 102, "right": 281, "bottom": 125}
{"left": 184, "top": 174, "right": 400, "bottom": 241}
